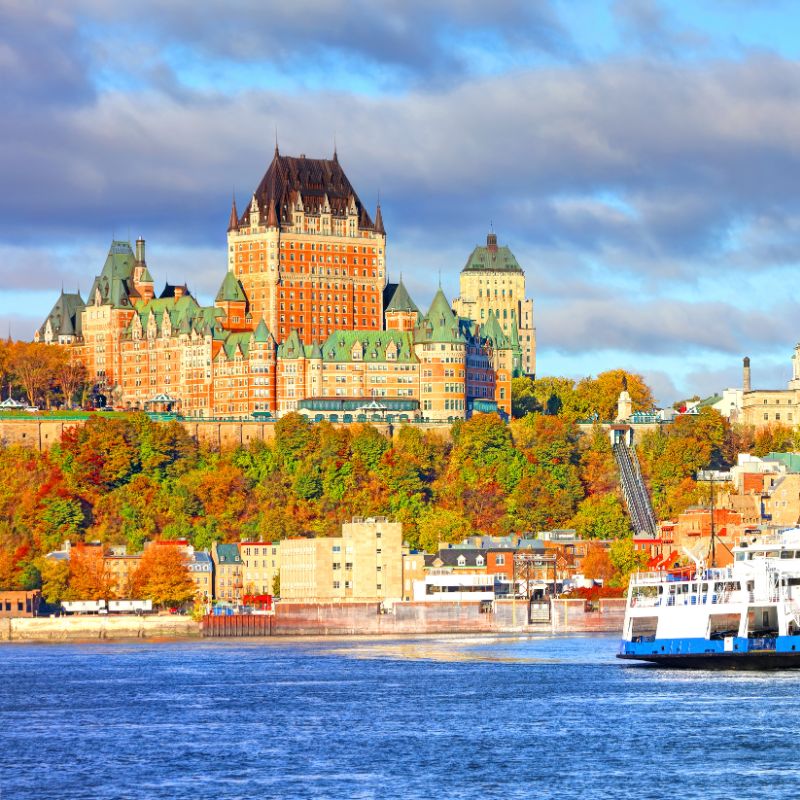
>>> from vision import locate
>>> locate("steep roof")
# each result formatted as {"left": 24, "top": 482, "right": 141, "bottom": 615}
{"left": 415, "top": 288, "right": 466, "bottom": 344}
{"left": 385, "top": 278, "right": 419, "bottom": 313}
{"left": 87, "top": 240, "right": 138, "bottom": 309}
{"left": 320, "top": 330, "right": 417, "bottom": 363}
{"left": 253, "top": 317, "right": 271, "bottom": 343}
{"left": 462, "top": 233, "right": 523, "bottom": 273}
{"left": 277, "top": 329, "right": 305, "bottom": 359}
{"left": 38, "top": 290, "right": 85, "bottom": 339}
{"left": 480, "top": 309, "right": 509, "bottom": 348}
{"left": 245, "top": 149, "right": 376, "bottom": 230}
{"left": 159, "top": 283, "right": 191, "bottom": 299}
{"left": 215, "top": 543, "right": 242, "bottom": 565}
{"left": 216, "top": 271, "right": 247, "bottom": 303}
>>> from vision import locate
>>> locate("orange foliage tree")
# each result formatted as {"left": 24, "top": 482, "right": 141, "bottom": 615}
{"left": 66, "top": 546, "right": 116, "bottom": 601}
{"left": 131, "top": 543, "right": 196, "bottom": 608}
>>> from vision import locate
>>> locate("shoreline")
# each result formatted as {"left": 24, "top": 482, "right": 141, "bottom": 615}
{"left": 0, "top": 600, "right": 625, "bottom": 642}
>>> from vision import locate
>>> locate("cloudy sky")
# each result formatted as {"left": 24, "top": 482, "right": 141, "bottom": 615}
{"left": 3, "top": 1, "right": 800, "bottom": 404}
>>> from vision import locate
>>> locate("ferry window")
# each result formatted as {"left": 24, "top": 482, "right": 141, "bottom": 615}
{"left": 781, "top": 551, "right": 792, "bottom": 559}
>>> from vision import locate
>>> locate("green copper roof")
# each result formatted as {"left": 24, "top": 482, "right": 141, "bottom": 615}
{"left": 415, "top": 288, "right": 466, "bottom": 344}
{"left": 216, "top": 271, "right": 247, "bottom": 303}
{"left": 308, "top": 340, "right": 323, "bottom": 359}
{"left": 139, "top": 265, "right": 154, "bottom": 283}
{"left": 479, "top": 309, "right": 509, "bottom": 348}
{"left": 215, "top": 543, "right": 241, "bottom": 565}
{"left": 462, "top": 234, "right": 523, "bottom": 273}
{"left": 385, "top": 278, "right": 419, "bottom": 313}
{"left": 253, "top": 318, "right": 271, "bottom": 343}
{"left": 277, "top": 329, "right": 304, "bottom": 359}
{"left": 222, "top": 332, "right": 251, "bottom": 359}
{"left": 321, "top": 330, "right": 417, "bottom": 363}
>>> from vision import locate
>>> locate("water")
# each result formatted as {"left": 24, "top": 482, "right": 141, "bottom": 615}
{"left": 1, "top": 634, "right": 798, "bottom": 799}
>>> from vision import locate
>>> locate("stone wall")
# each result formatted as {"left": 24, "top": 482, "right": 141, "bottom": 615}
{"left": 1, "top": 614, "right": 200, "bottom": 641}
{"left": 0, "top": 417, "right": 454, "bottom": 451}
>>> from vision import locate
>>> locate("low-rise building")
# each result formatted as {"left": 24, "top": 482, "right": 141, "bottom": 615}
{"left": 0, "top": 590, "right": 41, "bottom": 618}
{"left": 211, "top": 543, "right": 243, "bottom": 603}
{"left": 240, "top": 540, "right": 281, "bottom": 596}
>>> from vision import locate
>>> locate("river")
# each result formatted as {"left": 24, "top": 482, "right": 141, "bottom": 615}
{"left": 0, "top": 634, "right": 798, "bottom": 799}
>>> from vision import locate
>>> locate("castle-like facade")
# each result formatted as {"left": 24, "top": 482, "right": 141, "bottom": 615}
{"left": 36, "top": 149, "right": 536, "bottom": 422}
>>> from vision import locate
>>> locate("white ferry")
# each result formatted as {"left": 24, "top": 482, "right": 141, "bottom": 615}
{"left": 618, "top": 528, "right": 800, "bottom": 667}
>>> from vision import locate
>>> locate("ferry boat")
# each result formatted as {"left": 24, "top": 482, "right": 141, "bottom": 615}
{"left": 618, "top": 528, "right": 800, "bottom": 667}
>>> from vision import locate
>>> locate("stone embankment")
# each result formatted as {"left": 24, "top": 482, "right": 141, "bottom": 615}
{"left": 0, "top": 599, "right": 625, "bottom": 642}
{"left": 0, "top": 615, "right": 200, "bottom": 641}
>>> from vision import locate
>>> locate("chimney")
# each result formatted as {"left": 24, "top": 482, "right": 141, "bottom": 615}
{"left": 743, "top": 356, "right": 751, "bottom": 393}
{"left": 135, "top": 236, "right": 145, "bottom": 264}
{"left": 487, "top": 232, "right": 498, "bottom": 253}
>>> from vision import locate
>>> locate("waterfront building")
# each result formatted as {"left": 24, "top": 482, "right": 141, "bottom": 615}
{"left": 452, "top": 232, "right": 536, "bottom": 376}
{"left": 239, "top": 540, "right": 281, "bottom": 596}
{"left": 0, "top": 590, "right": 41, "bottom": 618}
{"left": 280, "top": 517, "right": 403, "bottom": 603}
{"left": 211, "top": 543, "right": 243, "bottom": 603}
{"left": 34, "top": 148, "right": 524, "bottom": 421}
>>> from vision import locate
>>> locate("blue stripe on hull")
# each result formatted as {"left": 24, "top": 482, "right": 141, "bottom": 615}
{"left": 619, "top": 636, "right": 800, "bottom": 660}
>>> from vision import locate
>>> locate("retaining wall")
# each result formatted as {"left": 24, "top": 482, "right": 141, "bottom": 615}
{"left": 0, "top": 418, "right": 453, "bottom": 451}
{"left": 1, "top": 614, "right": 200, "bottom": 641}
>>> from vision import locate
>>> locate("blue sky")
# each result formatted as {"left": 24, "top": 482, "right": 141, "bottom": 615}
{"left": 3, "top": 1, "right": 800, "bottom": 405}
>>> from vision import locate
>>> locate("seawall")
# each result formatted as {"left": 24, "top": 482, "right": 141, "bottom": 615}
{"left": 203, "top": 598, "right": 625, "bottom": 637}
{"left": 0, "top": 615, "right": 200, "bottom": 641}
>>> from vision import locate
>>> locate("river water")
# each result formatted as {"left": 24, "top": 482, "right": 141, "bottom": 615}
{"left": 0, "top": 634, "right": 798, "bottom": 799}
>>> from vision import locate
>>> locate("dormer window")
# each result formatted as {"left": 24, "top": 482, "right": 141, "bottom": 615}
{"left": 457, "top": 555, "right": 466, "bottom": 567}
{"left": 476, "top": 555, "right": 485, "bottom": 567}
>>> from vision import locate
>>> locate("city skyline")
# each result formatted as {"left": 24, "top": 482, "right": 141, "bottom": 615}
{"left": 4, "top": 2, "right": 800, "bottom": 404}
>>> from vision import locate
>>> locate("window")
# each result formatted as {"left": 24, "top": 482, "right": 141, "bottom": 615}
{"left": 476, "top": 555, "right": 485, "bottom": 566}
{"left": 496, "top": 554, "right": 505, "bottom": 566}
{"left": 333, "top": 581, "right": 341, "bottom": 589}
{"left": 457, "top": 555, "right": 466, "bottom": 566}
{"left": 332, "top": 562, "right": 341, "bottom": 570}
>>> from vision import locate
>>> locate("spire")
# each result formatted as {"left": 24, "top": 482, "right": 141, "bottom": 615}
{"left": 274, "top": 127, "right": 279, "bottom": 158}
{"left": 374, "top": 202, "right": 385, "bottom": 235}
{"left": 333, "top": 134, "right": 338, "bottom": 163}
{"left": 266, "top": 201, "right": 278, "bottom": 228}
{"left": 228, "top": 194, "right": 239, "bottom": 232}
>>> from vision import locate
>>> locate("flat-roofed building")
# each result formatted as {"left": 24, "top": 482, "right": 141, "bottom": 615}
{"left": 280, "top": 517, "right": 403, "bottom": 602}
{"left": 240, "top": 540, "right": 281, "bottom": 596}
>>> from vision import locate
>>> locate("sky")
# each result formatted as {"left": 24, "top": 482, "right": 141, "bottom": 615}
{"left": 3, "top": 0, "right": 800, "bottom": 405}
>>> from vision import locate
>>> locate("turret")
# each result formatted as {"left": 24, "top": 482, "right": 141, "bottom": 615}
{"left": 228, "top": 196, "right": 239, "bottom": 232}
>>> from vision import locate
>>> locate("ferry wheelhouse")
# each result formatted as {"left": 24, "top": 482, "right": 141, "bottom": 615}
{"left": 618, "top": 529, "right": 800, "bottom": 667}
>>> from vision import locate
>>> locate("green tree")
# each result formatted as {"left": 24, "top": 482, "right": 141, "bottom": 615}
{"left": 571, "top": 494, "right": 631, "bottom": 540}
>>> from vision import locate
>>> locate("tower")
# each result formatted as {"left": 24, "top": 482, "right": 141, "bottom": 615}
{"left": 226, "top": 148, "right": 387, "bottom": 345}
{"left": 452, "top": 231, "right": 536, "bottom": 376}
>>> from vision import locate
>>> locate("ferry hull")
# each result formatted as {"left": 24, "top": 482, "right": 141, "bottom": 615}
{"left": 617, "top": 652, "right": 800, "bottom": 669}
{"left": 618, "top": 635, "right": 800, "bottom": 669}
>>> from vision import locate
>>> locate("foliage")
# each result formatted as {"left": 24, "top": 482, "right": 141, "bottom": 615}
{"left": 131, "top": 543, "right": 196, "bottom": 607}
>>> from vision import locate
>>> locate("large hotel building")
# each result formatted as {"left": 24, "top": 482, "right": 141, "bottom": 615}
{"left": 36, "top": 148, "right": 536, "bottom": 422}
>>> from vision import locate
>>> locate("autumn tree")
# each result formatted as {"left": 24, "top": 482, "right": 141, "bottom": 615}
{"left": 65, "top": 546, "right": 116, "bottom": 601}
{"left": 39, "top": 558, "right": 71, "bottom": 604}
{"left": 582, "top": 543, "right": 615, "bottom": 583}
{"left": 609, "top": 538, "right": 648, "bottom": 587}
{"left": 575, "top": 369, "right": 654, "bottom": 421}
{"left": 131, "top": 543, "right": 196, "bottom": 608}
{"left": 10, "top": 342, "right": 58, "bottom": 407}
{"left": 50, "top": 348, "right": 88, "bottom": 408}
